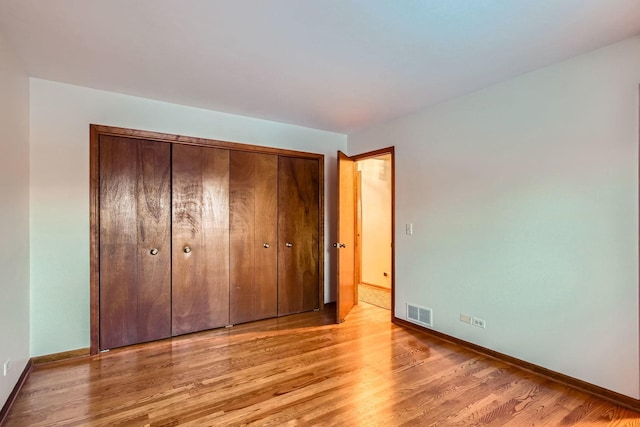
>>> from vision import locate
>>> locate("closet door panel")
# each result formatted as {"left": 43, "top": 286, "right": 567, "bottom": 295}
{"left": 172, "top": 145, "right": 230, "bottom": 335}
{"left": 229, "top": 151, "right": 277, "bottom": 324}
{"left": 278, "top": 156, "right": 320, "bottom": 316}
{"left": 254, "top": 153, "right": 279, "bottom": 317}
{"left": 99, "top": 136, "right": 171, "bottom": 350}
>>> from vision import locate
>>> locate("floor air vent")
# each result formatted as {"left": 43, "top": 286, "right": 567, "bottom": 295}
{"left": 407, "top": 304, "right": 433, "bottom": 327}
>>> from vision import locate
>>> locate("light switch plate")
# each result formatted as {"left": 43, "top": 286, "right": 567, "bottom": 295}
{"left": 460, "top": 314, "right": 472, "bottom": 324}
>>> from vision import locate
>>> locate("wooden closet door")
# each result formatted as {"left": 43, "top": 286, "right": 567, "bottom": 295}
{"left": 99, "top": 136, "right": 171, "bottom": 350}
{"left": 278, "top": 156, "right": 320, "bottom": 316}
{"left": 172, "top": 145, "right": 230, "bottom": 335}
{"left": 229, "top": 151, "right": 278, "bottom": 324}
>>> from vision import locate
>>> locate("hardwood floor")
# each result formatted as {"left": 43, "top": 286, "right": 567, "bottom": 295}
{"left": 5, "top": 303, "right": 640, "bottom": 426}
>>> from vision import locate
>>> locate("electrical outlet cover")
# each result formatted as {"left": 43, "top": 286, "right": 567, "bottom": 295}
{"left": 472, "top": 317, "right": 486, "bottom": 328}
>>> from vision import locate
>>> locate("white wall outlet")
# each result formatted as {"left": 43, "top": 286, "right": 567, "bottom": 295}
{"left": 406, "top": 223, "right": 413, "bottom": 235}
{"left": 459, "top": 313, "right": 472, "bottom": 324}
{"left": 3, "top": 359, "right": 10, "bottom": 376}
{"left": 472, "top": 317, "right": 486, "bottom": 328}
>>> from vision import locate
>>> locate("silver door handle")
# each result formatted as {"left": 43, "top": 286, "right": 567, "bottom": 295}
{"left": 285, "top": 242, "right": 293, "bottom": 248}
{"left": 184, "top": 246, "right": 191, "bottom": 253}
{"left": 263, "top": 243, "right": 270, "bottom": 248}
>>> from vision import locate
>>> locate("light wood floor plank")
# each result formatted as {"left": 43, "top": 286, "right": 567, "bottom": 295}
{"left": 5, "top": 303, "right": 640, "bottom": 426}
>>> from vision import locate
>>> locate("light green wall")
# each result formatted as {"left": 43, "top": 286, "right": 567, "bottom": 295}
{"left": 29, "top": 79, "right": 347, "bottom": 356}
{"left": 0, "top": 30, "right": 30, "bottom": 407}
{"left": 349, "top": 36, "right": 640, "bottom": 398}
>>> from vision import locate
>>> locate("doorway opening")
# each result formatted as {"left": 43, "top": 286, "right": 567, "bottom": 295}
{"left": 355, "top": 154, "right": 393, "bottom": 310}
{"left": 336, "top": 147, "right": 394, "bottom": 323}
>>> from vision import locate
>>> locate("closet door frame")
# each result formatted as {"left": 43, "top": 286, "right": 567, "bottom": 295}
{"left": 90, "top": 124, "right": 324, "bottom": 355}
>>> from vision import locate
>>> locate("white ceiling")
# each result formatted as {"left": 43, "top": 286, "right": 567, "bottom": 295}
{"left": 1, "top": 1, "right": 639, "bottom": 134}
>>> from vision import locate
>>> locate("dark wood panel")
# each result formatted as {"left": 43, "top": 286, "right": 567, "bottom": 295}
{"left": 89, "top": 126, "right": 100, "bottom": 355}
{"left": 7, "top": 304, "right": 640, "bottom": 426}
{"left": 229, "top": 151, "right": 256, "bottom": 324}
{"left": 229, "top": 151, "right": 278, "bottom": 324}
{"left": 91, "top": 124, "right": 323, "bottom": 159}
{"left": 172, "top": 145, "right": 230, "bottom": 335}
{"left": 278, "top": 157, "right": 320, "bottom": 316}
{"left": 254, "top": 153, "right": 279, "bottom": 318}
{"left": 90, "top": 124, "right": 325, "bottom": 354}
{"left": 99, "top": 136, "right": 172, "bottom": 350}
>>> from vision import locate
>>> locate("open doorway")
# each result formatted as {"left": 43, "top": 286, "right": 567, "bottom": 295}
{"left": 336, "top": 147, "right": 394, "bottom": 323}
{"left": 355, "top": 154, "right": 392, "bottom": 310}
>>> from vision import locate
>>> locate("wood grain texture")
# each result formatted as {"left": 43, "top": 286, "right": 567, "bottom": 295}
{"left": 229, "top": 151, "right": 278, "bottom": 324}
{"left": 317, "top": 155, "right": 325, "bottom": 310}
{"left": 172, "top": 144, "right": 230, "bottom": 335}
{"left": 99, "top": 136, "right": 172, "bottom": 350}
{"left": 5, "top": 303, "right": 640, "bottom": 426}
{"left": 395, "top": 317, "right": 640, "bottom": 414}
{"left": 30, "top": 348, "right": 90, "bottom": 365}
{"left": 90, "top": 124, "right": 325, "bottom": 353}
{"left": 91, "top": 124, "right": 323, "bottom": 159}
{"left": 89, "top": 125, "right": 100, "bottom": 355}
{"left": 337, "top": 151, "right": 356, "bottom": 322}
{"left": 277, "top": 156, "right": 320, "bottom": 316}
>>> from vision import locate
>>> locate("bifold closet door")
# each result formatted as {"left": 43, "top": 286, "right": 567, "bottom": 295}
{"left": 99, "top": 136, "right": 171, "bottom": 350}
{"left": 172, "top": 145, "right": 230, "bottom": 335}
{"left": 278, "top": 156, "right": 320, "bottom": 316}
{"left": 229, "top": 151, "right": 278, "bottom": 324}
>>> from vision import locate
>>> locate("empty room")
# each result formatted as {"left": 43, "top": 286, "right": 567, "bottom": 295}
{"left": 2, "top": 1, "right": 640, "bottom": 425}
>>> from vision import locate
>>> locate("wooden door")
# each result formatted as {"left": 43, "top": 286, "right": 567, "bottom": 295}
{"left": 99, "top": 136, "right": 171, "bottom": 349}
{"left": 172, "top": 145, "right": 230, "bottom": 335}
{"left": 229, "top": 151, "right": 278, "bottom": 324}
{"left": 278, "top": 156, "right": 320, "bottom": 316}
{"left": 337, "top": 151, "right": 356, "bottom": 323}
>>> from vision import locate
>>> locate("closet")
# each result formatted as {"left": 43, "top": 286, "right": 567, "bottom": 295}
{"left": 172, "top": 145, "right": 230, "bottom": 336}
{"left": 98, "top": 136, "right": 172, "bottom": 350}
{"left": 277, "top": 157, "right": 320, "bottom": 315}
{"left": 91, "top": 125, "right": 323, "bottom": 353}
{"left": 229, "top": 151, "right": 278, "bottom": 324}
